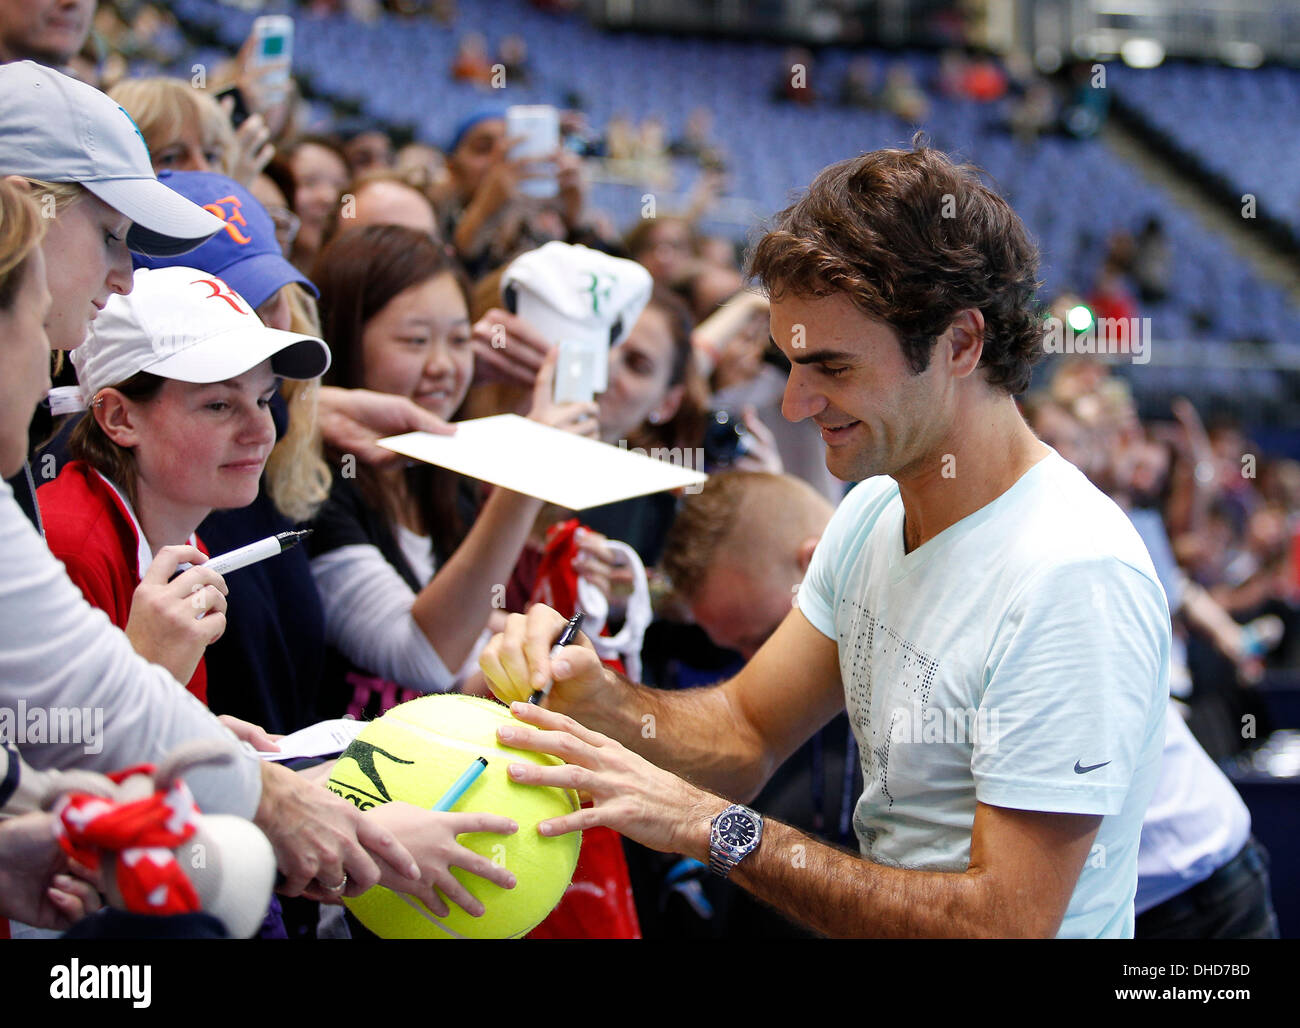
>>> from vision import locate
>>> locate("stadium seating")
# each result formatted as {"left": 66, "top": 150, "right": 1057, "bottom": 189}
{"left": 160, "top": 0, "right": 1300, "bottom": 382}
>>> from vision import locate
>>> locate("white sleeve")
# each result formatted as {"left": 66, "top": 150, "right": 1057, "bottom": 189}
{"left": 0, "top": 479, "right": 261, "bottom": 818}
{"left": 310, "top": 544, "right": 456, "bottom": 693}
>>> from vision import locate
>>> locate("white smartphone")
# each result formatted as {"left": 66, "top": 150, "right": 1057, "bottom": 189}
{"left": 553, "top": 339, "right": 598, "bottom": 405}
{"left": 250, "top": 15, "right": 294, "bottom": 105}
{"left": 505, "top": 105, "right": 559, "bottom": 199}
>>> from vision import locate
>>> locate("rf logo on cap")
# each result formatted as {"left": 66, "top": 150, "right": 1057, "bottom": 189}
{"left": 190, "top": 277, "right": 251, "bottom": 315}
{"left": 202, "top": 196, "right": 254, "bottom": 246}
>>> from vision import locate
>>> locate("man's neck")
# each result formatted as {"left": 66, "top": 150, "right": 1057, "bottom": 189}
{"left": 894, "top": 392, "right": 1050, "bottom": 553}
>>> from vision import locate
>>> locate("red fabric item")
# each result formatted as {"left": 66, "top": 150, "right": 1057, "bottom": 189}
{"left": 38, "top": 461, "right": 209, "bottom": 704}
{"left": 529, "top": 518, "right": 584, "bottom": 615}
{"left": 53, "top": 768, "right": 202, "bottom": 916}
{"left": 526, "top": 518, "right": 640, "bottom": 939}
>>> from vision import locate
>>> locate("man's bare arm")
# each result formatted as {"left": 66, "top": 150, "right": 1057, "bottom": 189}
{"left": 479, "top": 604, "right": 844, "bottom": 801}
{"left": 726, "top": 802, "right": 1103, "bottom": 938}
{"left": 497, "top": 703, "right": 1106, "bottom": 938}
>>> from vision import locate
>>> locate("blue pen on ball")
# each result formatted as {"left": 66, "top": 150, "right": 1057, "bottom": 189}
{"left": 433, "top": 756, "right": 488, "bottom": 811}
{"left": 529, "top": 611, "right": 584, "bottom": 704}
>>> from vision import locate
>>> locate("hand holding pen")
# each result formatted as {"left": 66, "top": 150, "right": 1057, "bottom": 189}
{"left": 477, "top": 605, "right": 608, "bottom": 708}
{"left": 529, "top": 611, "right": 585, "bottom": 704}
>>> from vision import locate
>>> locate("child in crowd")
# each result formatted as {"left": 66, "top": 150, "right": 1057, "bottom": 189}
{"left": 37, "top": 267, "right": 330, "bottom": 703}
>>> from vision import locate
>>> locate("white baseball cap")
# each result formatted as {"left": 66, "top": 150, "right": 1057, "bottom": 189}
{"left": 54, "top": 267, "right": 330, "bottom": 413}
{"left": 0, "top": 62, "right": 226, "bottom": 257}
{"left": 501, "top": 241, "right": 653, "bottom": 353}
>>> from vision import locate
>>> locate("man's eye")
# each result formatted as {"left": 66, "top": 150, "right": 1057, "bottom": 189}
{"left": 206, "top": 401, "right": 229, "bottom": 412}
{"left": 821, "top": 365, "right": 849, "bottom": 378}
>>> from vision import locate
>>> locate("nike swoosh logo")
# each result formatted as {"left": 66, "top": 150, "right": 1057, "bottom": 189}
{"left": 1074, "top": 760, "right": 1111, "bottom": 774}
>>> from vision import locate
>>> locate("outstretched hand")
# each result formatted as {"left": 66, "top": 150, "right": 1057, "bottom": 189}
{"left": 494, "top": 701, "right": 720, "bottom": 858}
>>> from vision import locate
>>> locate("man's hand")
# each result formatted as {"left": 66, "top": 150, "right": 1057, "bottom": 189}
{"left": 364, "top": 802, "right": 518, "bottom": 917}
{"left": 317, "top": 386, "right": 456, "bottom": 467}
{"left": 125, "top": 546, "right": 228, "bottom": 684}
{"left": 496, "top": 702, "right": 721, "bottom": 857}
{"left": 0, "top": 812, "right": 103, "bottom": 930}
{"left": 471, "top": 307, "right": 552, "bottom": 388}
{"left": 255, "top": 762, "right": 420, "bottom": 901}
{"left": 478, "top": 603, "right": 609, "bottom": 709}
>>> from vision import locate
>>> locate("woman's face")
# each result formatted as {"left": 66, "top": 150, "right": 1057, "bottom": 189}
{"left": 149, "top": 122, "right": 222, "bottom": 175}
{"left": 290, "top": 143, "right": 348, "bottom": 233}
{"left": 0, "top": 248, "right": 52, "bottom": 477}
{"left": 360, "top": 272, "right": 473, "bottom": 422}
{"left": 255, "top": 286, "right": 292, "bottom": 332}
{"left": 598, "top": 305, "right": 680, "bottom": 444}
{"left": 39, "top": 190, "right": 133, "bottom": 351}
{"left": 636, "top": 221, "right": 692, "bottom": 285}
{"left": 120, "top": 361, "right": 279, "bottom": 518}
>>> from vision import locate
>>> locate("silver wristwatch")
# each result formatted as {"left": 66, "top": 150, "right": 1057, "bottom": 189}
{"left": 709, "top": 803, "right": 763, "bottom": 878}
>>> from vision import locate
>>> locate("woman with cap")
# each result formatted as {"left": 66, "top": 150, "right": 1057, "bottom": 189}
{"left": 131, "top": 167, "right": 333, "bottom": 737}
{"left": 0, "top": 60, "right": 227, "bottom": 521}
{"left": 37, "top": 266, "right": 332, "bottom": 703}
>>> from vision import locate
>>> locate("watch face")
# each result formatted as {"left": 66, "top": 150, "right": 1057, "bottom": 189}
{"left": 718, "top": 811, "right": 756, "bottom": 847}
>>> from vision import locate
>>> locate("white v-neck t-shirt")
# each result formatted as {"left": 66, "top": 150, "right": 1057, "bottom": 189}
{"left": 796, "top": 449, "right": 1169, "bottom": 938}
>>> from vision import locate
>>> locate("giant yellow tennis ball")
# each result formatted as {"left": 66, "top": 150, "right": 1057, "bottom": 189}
{"left": 326, "top": 694, "right": 581, "bottom": 939}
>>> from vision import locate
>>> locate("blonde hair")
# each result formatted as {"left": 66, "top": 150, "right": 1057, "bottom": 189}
{"left": 19, "top": 179, "right": 85, "bottom": 219}
{"left": 264, "top": 283, "right": 332, "bottom": 523}
{"left": 661, "top": 471, "right": 832, "bottom": 601}
{"left": 109, "top": 78, "right": 235, "bottom": 177}
{"left": 0, "top": 179, "right": 47, "bottom": 309}
{"left": 13, "top": 180, "right": 73, "bottom": 376}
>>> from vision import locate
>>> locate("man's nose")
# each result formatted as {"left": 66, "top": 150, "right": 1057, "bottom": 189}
{"left": 782, "top": 366, "right": 826, "bottom": 423}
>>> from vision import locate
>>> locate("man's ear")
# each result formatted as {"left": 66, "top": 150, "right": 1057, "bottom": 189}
{"left": 650, "top": 383, "right": 685, "bottom": 427}
{"left": 944, "top": 308, "right": 985, "bottom": 379}
{"left": 94, "top": 389, "right": 141, "bottom": 449}
{"left": 796, "top": 534, "right": 821, "bottom": 573}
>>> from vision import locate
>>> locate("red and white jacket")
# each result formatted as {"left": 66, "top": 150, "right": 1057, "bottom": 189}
{"left": 37, "top": 461, "right": 208, "bottom": 704}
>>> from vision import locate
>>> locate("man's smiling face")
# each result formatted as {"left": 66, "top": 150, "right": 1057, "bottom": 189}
{"left": 769, "top": 290, "right": 951, "bottom": 483}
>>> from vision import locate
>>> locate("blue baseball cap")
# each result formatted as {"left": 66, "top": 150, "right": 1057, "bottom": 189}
{"left": 133, "top": 170, "right": 318, "bottom": 310}
{"left": 446, "top": 107, "right": 507, "bottom": 155}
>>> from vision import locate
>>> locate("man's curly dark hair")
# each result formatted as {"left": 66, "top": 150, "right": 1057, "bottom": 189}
{"left": 748, "top": 137, "right": 1044, "bottom": 394}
